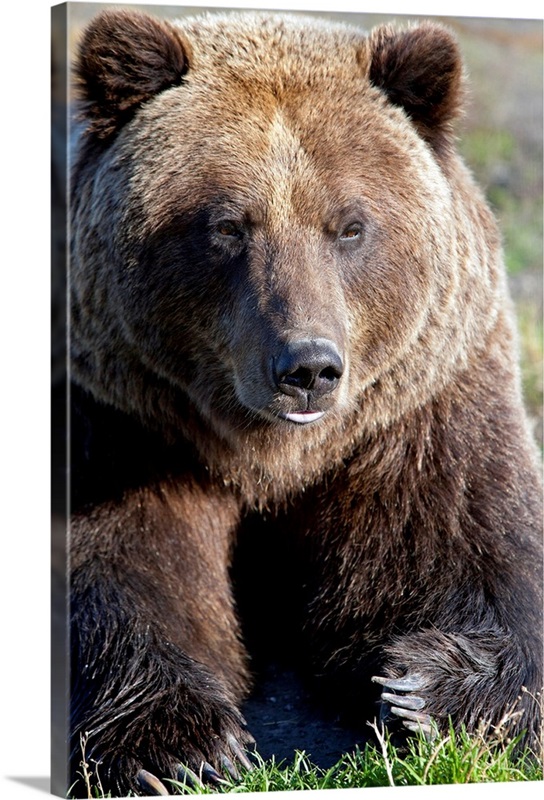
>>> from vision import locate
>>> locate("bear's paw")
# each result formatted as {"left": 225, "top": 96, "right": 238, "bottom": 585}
{"left": 71, "top": 644, "right": 254, "bottom": 797}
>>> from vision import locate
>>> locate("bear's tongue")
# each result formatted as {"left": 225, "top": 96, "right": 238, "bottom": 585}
{"left": 281, "top": 411, "right": 325, "bottom": 424}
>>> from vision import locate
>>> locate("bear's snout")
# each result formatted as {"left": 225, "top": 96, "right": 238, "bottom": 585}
{"left": 273, "top": 338, "right": 344, "bottom": 402}
{"left": 231, "top": 336, "right": 345, "bottom": 426}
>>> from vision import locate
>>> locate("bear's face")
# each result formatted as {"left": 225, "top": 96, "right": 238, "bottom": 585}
{"left": 71, "top": 11, "right": 503, "bottom": 475}
{"left": 110, "top": 89, "right": 451, "bottom": 422}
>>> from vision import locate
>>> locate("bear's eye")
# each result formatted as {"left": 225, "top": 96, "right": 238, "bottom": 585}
{"left": 339, "top": 224, "right": 363, "bottom": 242}
{"left": 216, "top": 221, "right": 243, "bottom": 239}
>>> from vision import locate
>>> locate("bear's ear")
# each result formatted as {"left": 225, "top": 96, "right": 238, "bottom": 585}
{"left": 75, "top": 10, "right": 190, "bottom": 140}
{"left": 367, "top": 22, "right": 464, "bottom": 154}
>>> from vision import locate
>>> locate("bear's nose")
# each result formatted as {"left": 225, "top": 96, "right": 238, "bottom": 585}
{"left": 273, "top": 338, "right": 344, "bottom": 398}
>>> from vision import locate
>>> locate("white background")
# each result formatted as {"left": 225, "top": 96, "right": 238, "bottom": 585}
{"left": 1, "top": 0, "right": 542, "bottom": 798}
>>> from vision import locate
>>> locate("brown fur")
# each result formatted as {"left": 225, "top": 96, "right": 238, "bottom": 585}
{"left": 68, "top": 9, "right": 543, "bottom": 797}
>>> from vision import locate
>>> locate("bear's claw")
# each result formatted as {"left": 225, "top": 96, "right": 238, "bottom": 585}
{"left": 381, "top": 691, "right": 426, "bottom": 711}
{"left": 201, "top": 762, "right": 228, "bottom": 785}
{"left": 135, "top": 732, "right": 255, "bottom": 795}
{"left": 227, "top": 732, "right": 255, "bottom": 771}
{"left": 372, "top": 673, "right": 436, "bottom": 740}
{"left": 137, "top": 769, "right": 169, "bottom": 796}
{"left": 402, "top": 720, "right": 435, "bottom": 737}
{"left": 389, "top": 705, "right": 432, "bottom": 725}
{"left": 372, "top": 674, "right": 426, "bottom": 692}
{"left": 176, "top": 764, "right": 205, "bottom": 789}
{"left": 220, "top": 753, "right": 240, "bottom": 780}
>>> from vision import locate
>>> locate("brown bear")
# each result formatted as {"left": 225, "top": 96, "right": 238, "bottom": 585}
{"left": 66, "top": 7, "right": 543, "bottom": 797}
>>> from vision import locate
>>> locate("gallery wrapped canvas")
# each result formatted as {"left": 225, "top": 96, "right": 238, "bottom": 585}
{"left": 51, "top": 3, "right": 543, "bottom": 797}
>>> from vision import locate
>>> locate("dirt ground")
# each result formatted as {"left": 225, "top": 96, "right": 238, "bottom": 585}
{"left": 242, "top": 665, "right": 365, "bottom": 767}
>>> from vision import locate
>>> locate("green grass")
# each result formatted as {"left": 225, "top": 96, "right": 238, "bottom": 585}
{"left": 74, "top": 716, "right": 543, "bottom": 797}
{"left": 161, "top": 725, "right": 542, "bottom": 796}
{"left": 460, "top": 130, "right": 543, "bottom": 278}
{"left": 496, "top": 194, "right": 543, "bottom": 278}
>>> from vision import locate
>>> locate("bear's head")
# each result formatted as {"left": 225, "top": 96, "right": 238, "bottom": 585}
{"left": 71, "top": 10, "right": 506, "bottom": 489}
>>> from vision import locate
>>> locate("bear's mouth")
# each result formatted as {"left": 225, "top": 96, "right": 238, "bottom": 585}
{"left": 278, "top": 410, "right": 325, "bottom": 424}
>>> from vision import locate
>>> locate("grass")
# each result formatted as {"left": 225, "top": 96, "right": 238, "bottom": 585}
{"left": 75, "top": 716, "right": 542, "bottom": 796}
{"left": 74, "top": 691, "right": 543, "bottom": 797}
{"left": 163, "top": 724, "right": 542, "bottom": 796}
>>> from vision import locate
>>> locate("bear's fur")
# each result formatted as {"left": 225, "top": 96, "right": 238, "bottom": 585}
{"left": 68, "top": 8, "right": 543, "bottom": 797}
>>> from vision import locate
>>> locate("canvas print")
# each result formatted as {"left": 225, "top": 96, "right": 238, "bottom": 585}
{"left": 51, "top": 3, "right": 543, "bottom": 797}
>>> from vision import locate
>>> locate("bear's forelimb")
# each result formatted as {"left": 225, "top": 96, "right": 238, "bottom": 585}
{"left": 379, "top": 627, "right": 542, "bottom": 749}
{"left": 69, "top": 597, "right": 254, "bottom": 796}
{"left": 68, "top": 477, "right": 254, "bottom": 796}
